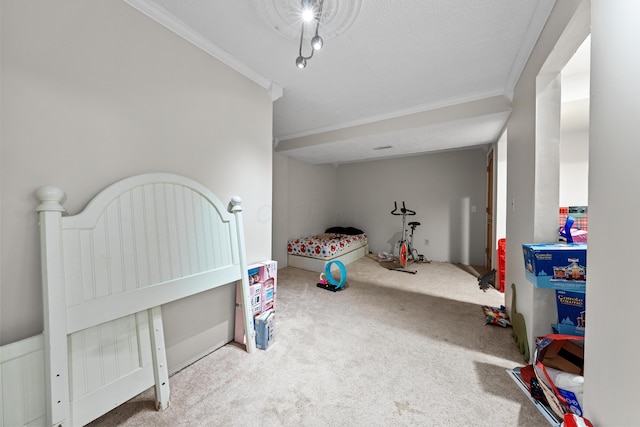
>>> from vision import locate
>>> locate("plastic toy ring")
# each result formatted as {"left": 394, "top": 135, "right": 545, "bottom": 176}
{"left": 324, "top": 260, "right": 347, "bottom": 288}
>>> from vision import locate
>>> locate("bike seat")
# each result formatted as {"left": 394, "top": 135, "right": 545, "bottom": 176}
{"left": 408, "top": 221, "right": 421, "bottom": 227}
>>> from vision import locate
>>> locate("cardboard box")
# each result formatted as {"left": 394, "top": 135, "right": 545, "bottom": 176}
{"left": 555, "top": 289, "right": 586, "bottom": 336}
{"left": 522, "top": 243, "right": 587, "bottom": 290}
{"left": 540, "top": 338, "right": 584, "bottom": 375}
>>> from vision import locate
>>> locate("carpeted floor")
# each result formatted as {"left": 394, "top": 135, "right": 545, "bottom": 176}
{"left": 89, "top": 257, "right": 546, "bottom": 426}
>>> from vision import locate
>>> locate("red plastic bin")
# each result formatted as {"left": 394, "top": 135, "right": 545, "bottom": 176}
{"left": 497, "top": 238, "right": 506, "bottom": 293}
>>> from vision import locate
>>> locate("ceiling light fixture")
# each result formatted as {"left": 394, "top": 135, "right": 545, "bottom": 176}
{"left": 296, "top": 0, "right": 324, "bottom": 69}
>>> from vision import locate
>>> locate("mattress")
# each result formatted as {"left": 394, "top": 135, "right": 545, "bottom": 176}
{"left": 287, "top": 233, "right": 368, "bottom": 260}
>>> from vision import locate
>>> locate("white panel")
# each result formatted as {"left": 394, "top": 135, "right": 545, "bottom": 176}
{"left": 183, "top": 187, "right": 199, "bottom": 273}
{"left": 63, "top": 229, "right": 83, "bottom": 307}
{"left": 81, "top": 327, "right": 103, "bottom": 394}
{"left": 24, "top": 350, "right": 46, "bottom": 422}
{"left": 118, "top": 192, "right": 138, "bottom": 292}
{"left": 68, "top": 332, "right": 87, "bottom": 400}
{"left": 80, "top": 230, "right": 95, "bottom": 302}
{"left": 106, "top": 200, "right": 125, "bottom": 295}
{"left": 174, "top": 185, "right": 191, "bottom": 276}
{"left": 97, "top": 322, "right": 119, "bottom": 385}
{"left": 114, "top": 316, "right": 139, "bottom": 376}
{"left": 154, "top": 184, "right": 172, "bottom": 281}
{"left": 0, "top": 335, "right": 46, "bottom": 427}
{"left": 92, "top": 215, "right": 110, "bottom": 298}
{"left": 165, "top": 184, "right": 183, "bottom": 279}
{"left": 192, "top": 190, "right": 207, "bottom": 271}
{"left": 201, "top": 195, "right": 215, "bottom": 270}
{"left": 131, "top": 186, "right": 150, "bottom": 289}
{"left": 68, "top": 314, "right": 148, "bottom": 402}
{"left": 143, "top": 184, "right": 161, "bottom": 286}
{"left": 70, "top": 365, "right": 153, "bottom": 427}
{"left": 66, "top": 267, "right": 242, "bottom": 332}
{"left": 2, "top": 358, "right": 26, "bottom": 426}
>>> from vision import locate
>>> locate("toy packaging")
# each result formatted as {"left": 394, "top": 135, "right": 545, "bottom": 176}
{"left": 234, "top": 260, "right": 278, "bottom": 346}
{"left": 482, "top": 305, "right": 511, "bottom": 327}
{"left": 522, "top": 243, "right": 587, "bottom": 290}
{"left": 255, "top": 309, "right": 275, "bottom": 350}
{"left": 552, "top": 290, "right": 586, "bottom": 337}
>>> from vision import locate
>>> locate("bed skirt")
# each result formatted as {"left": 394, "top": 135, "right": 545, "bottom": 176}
{"left": 287, "top": 243, "right": 368, "bottom": 273}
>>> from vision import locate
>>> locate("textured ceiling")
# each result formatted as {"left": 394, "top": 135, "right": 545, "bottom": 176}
{"left": 126, "top": 0, "right": 560, "bottom": 164}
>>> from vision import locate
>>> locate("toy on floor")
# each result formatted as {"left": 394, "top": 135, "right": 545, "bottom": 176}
{"left": 511, "top": 283, "right": 530, "bottom": 362}
{"left": 482, "top": 305, "right": 511, "bottom": 327}
{"left": 478, "top": 269, "right": 496, "bottom": 291}
{"left": 316, "top": 260, "right": 347, "bottom": 292}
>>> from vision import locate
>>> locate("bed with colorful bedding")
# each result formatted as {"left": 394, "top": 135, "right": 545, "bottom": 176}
{"left": 287, "top": 227, "right": 368, "bottom": 273}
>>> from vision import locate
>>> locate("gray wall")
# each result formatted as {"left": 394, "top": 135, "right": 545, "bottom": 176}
{"left": 1, "top": 0, "right": 273, "bottom": 371}
{"left": 336, "top": 150, "right": 487, "bottom": 265}
{"left": 273, "top": 148, "right": 488, "bottom": 267}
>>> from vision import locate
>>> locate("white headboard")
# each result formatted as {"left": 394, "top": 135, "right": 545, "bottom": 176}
{"left": 36, "top": 173, "right": 256, "bottom": 427}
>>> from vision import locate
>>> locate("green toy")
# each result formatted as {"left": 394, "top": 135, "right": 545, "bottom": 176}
{"left": 511, "top": 283, "right": 530, "bottom": 362}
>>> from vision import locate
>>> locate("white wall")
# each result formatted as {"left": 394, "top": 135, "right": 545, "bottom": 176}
{"left": 336, "top": 149, "right": 487, "bottom": 265}
{"left": 272, "top": 156, "right": 339, "bottom": 267}
{"left": 1, "top": 0, "right": 273, "bottom": 371}
{"left": 272, "top": 152, "right": 289, "bottom": 268}
{"left": 505, "top": 0, "right": 587, "bottom": 356}
{"left": 585, "top": 1, "right": 640, "bottom": 423}
{"left": 559, "top": 129, "right": 589, "bottom": 206}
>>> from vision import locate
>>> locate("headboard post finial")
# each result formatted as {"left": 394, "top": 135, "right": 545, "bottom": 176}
{"left": 35, "top": 186, "right": 66, "bottom": 213}
{"left": 228, "top": 196, "right": 243, "bottom": 213}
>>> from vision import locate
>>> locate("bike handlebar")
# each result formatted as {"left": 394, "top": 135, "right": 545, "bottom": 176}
{"left": 391, "top": 201, "right": 416, "bottom": 216}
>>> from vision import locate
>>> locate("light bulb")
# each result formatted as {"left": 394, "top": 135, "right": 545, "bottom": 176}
{"left": 311, "top": 35, "right": 323, "bottom": 50}
{"left": 301, "top": 6, "right": 315, "bottom": 22}
{"left": 296, "top": 56, "right": 307, "bottom": 69}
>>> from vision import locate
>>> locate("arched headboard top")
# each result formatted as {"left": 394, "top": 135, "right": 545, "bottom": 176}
{"left": 37, "top": 173, "right": 237, "bottom": 228}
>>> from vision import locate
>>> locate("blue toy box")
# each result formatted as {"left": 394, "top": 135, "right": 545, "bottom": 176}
{"left": 522, "top": 243, "right": 587, "bottom": 291}
{"left": 553, "top": 289, "right": 586, "bottom": 336}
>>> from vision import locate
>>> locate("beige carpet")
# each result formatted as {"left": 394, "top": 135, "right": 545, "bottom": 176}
{"left": 89, "top": 257, "right": 545, "bottom": 426}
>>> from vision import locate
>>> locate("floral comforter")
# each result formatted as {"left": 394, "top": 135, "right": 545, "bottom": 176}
{"left": 287, "top": 233, "right": 368, "bottom": 260}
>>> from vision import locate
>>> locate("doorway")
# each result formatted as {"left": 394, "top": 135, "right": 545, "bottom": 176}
{"left": 485, "top": 150, "right": 494, "bottom": 270}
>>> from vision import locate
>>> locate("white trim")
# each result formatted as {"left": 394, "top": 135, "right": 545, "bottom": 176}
{"left": 504, "top": 0, "right": 558, "bottom": 100}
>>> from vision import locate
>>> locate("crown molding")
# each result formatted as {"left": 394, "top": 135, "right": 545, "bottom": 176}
{"left": 503, "top": 0, "right": 558, "bottom": 100}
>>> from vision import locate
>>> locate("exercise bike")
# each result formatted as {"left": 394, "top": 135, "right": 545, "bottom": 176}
{"left": 390, "top": 201, "right": 430, "bottom": 273}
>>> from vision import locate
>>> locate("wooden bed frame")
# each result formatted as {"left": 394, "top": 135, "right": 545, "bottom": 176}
{"left": 36, "top": 173, "right": 256, "bottom": 427}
